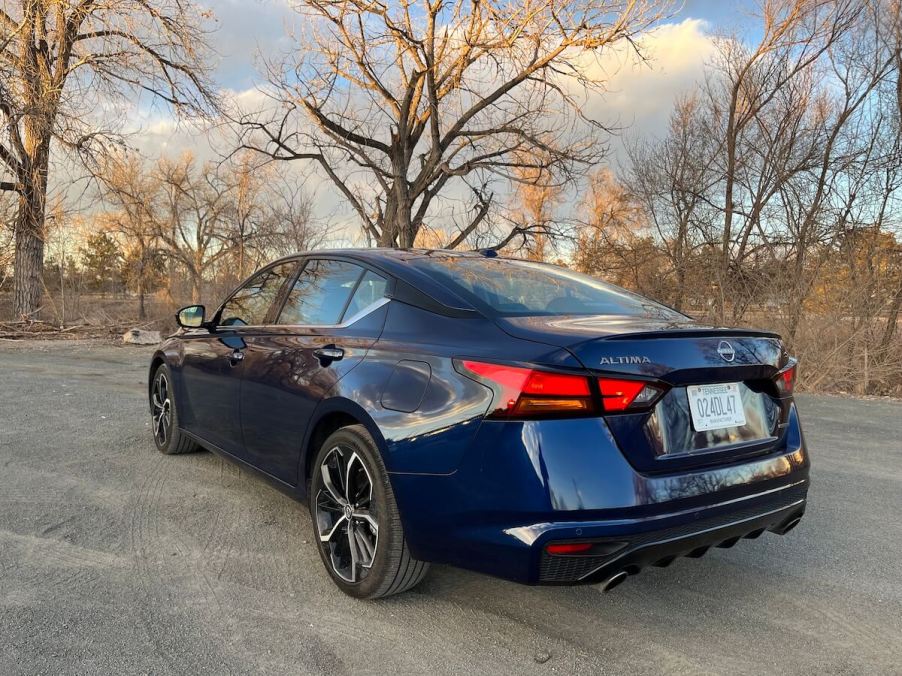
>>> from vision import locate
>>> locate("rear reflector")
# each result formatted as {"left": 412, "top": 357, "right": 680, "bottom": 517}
{"left": 457, "top": 360, "right": 594, "bottom": 419}
{"left": 546, "top": 542, "right": 593, "bottom": 555}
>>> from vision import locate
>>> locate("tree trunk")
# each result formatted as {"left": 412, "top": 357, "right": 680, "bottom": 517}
{"left": 14, "top": 226, "right": 44, "bottom": 319}
{"left": 58, "top": 260, "right": 66, "bottom": 325}
{"left": 719, "top": 75, "right": 747, "bottom": 326}
{"left": 167, "top": 258, "right": 178, "bottom": 304}
{"left": 12, "top": 101, "right": 51, "bottom": 319}
{"left": 672, "top": 214, "right": 689, "bottom": 312}
{"left": 191, "top": 273, "right": 202, "bottom": 304}
{"left": 377, "top": 227, "right": 396, "bottom": 247}
{"left": 13, "top": 178, "right": 47, "bottom": 319}
{"left": 137, "top": 259, "right": 147, "bottom": 321}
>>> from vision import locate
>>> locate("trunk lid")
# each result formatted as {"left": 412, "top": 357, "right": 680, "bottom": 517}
{"left": 498, "top": 314, "right": 781, "bottom": 368}
{"left": 498, "top": 314, "right": 791, "bottom": 473}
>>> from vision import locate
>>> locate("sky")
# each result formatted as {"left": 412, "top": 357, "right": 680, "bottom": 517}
{"left": 122, "top": 1, "right": 761, "bottom": 245}
{"left": 198, "top": 1, "right": 752, "bottom": 90}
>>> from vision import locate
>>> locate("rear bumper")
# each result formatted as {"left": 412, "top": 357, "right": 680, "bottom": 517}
{"left": 537, "top": 484, "right": 806, "bottom": 585}
{"left": 389, "top": 403, "right": 810, "bottom": 586}
{"left": 393, "top": 471, "right": 809, "bottom": 586}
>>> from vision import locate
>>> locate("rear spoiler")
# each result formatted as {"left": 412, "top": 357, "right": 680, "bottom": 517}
{"left": 605, "top": 327, "right": 781, "bottom": 341}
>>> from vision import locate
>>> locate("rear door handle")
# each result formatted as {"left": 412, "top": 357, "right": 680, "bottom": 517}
{"left": 313, "top": 346, "right": 344, "bottom": 363}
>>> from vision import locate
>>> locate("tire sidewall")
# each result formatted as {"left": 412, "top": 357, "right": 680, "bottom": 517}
{"left": 309, "top": 426, "right": 399, "bottom": 599}
{"left": 151, "top": 363, "right": 178, "bottom": 454}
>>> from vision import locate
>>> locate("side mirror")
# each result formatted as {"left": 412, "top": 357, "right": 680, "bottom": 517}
{"left": 176, "top": 305, "right": 206, "bottom": 329}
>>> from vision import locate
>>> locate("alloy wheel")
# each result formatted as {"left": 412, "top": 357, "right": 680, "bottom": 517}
{"left": 151, "top": 372, "right": 172, "bottom": 447}
{"left": 314, "top": 445, "right": 379, "bottom": 583}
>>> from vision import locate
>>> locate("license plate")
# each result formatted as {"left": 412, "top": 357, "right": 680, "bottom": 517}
{"left": 687, "top": 383, "right": 746, "bottom": 432}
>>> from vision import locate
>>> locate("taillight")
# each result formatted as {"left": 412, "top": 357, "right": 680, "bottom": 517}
{"left": 597, "top": 378, "right": 664, "bottom": 412}
{"left": 775, "top": 359, "right": 797, "bottom": 396}
{"left": 456, "top": 360, "right": 595, "bottom": 419}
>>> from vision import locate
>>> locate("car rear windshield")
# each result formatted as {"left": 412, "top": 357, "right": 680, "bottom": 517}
{"left": 411, "top": 256, "right": 684, "bottom": 318}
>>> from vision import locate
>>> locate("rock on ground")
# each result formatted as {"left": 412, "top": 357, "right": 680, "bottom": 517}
{"left": 122, "top": 328, "right": 161, "bottom": 345}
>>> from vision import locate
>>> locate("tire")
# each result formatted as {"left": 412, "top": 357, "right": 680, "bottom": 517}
{"left": 149, "top": 363, "right": 200, "bottom": 455}
{"left": 309, "top": 424, "right": 429, "bottom": 599}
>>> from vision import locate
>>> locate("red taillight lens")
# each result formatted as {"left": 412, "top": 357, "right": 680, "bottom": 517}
{"left": 597, "top": 378, "right": 662, "bottom": 412}
{"left": 776, "top": 359, "right": 797, "bottom": 396}
{"left": 598, "top": 378, "right": 645, "bottom": 411}
{"left": 523, "top": 371, "right": 591, "bottom": 396}
{"left": 458, "top": 360, "right": 594, "bottom": 418}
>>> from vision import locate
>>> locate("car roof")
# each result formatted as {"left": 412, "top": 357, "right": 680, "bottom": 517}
{"left": 274, "top": 247, "right": 491, "bottom": 262}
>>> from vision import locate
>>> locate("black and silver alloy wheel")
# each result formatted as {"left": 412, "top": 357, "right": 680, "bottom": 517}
{"left": 315, "top": 445, "right": 379, "bottom": 583}
{"left": 149, "top": 363, "right": 199, "bottom": 455}
{"left": 151, "top": 371, "right": 172, "bottom": 448}
{"left": 309, "top": 425, "right": 429, "bottom": 598}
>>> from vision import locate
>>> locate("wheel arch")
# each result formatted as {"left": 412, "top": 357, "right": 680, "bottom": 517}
{"left": 300, "top": 397, "right": 390, "bottom": 493}
{"left": 148, "top": 351, "right": 167, "bottom": 401}
{"left": 147, "top": 345, "right": 187, "bottom": 415}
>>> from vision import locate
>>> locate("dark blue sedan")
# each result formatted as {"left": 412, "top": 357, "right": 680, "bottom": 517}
{"left": 148, "top": 249, "right": 808, "bottom": 598}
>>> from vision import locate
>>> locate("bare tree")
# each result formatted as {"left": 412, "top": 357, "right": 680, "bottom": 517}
{"left": 224, "top": 151, "right": 273, "bottom": 280}
{"left": 574, "top": 168, "right": 669, "bottom": 296}
{"left": 153, "top": 153, "right": 236, "bottom": 304}
{"left": 494, "top": 147, "right": 569, "bottom": 258}
{"left": 0, "top": 0, "right": 217, "bottom": 319}
{"left": 96, "top": 147, "right": 326, "bottom": 311}
{"left": 97, "top": 153, "right": 162, "bottom": 319}
{"left": 264, "top": 178, "right": 326, "bottom": 257}
{"left": 236, "top": 0, "right": 671, "bottom": 249}
{"left": 625, "top": 94, "right": 721, "bottom": 311}
{"left": 705, "top": 0, "right": 863, "bottom": 320}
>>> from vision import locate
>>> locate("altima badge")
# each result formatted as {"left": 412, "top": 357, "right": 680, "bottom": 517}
{"left": 600, "top": 356, "right": 651, "bottom": 365}
{"left": 717, "top": 341, "right": 736, "bottom": 362}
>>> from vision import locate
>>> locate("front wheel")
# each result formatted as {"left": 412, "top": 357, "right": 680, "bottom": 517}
{"left": 150, "top": 364, "right": 200, "bottom": 455}
{"left": 309, "top": 425, "right": 429, "bottom": 598}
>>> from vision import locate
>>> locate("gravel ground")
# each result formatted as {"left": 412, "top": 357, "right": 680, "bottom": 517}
{"left": 1, "top": 340, "right": 900, "bottom": 675}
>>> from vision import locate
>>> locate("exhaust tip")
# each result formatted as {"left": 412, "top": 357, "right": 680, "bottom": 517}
{"left": 601, "top": 571, "right": 629, "bottom": 593}
{"left": 777, "top": 516, "right": 803, "bottom": 535}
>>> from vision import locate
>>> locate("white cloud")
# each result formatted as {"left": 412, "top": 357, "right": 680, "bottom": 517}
{"left": 576, "top": 19, "right": 717, "bottom": 167}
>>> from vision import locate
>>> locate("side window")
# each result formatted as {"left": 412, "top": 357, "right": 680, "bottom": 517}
{"left": 343, "top": 270, "right": 388, "bottom": 319}
{"left": 278, "top": 260, "right": 364, "bottom": 326}
{"left": 219, "top": 262, "right": 297, "bottom": 327}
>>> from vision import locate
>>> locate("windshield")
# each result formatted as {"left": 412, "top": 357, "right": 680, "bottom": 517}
{"left": 411, "top": 256, "right": 684, "bottom": 319}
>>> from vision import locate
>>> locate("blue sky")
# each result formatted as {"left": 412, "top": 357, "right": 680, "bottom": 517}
{"left": 203, "top": 0, "right": 297, "bottom": 91}
{"left": 683, "top": 0, "right": 754, "bottom": 26}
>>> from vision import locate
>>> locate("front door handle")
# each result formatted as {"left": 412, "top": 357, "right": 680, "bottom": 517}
{"left": 313, "top": 346, "right": 344, "bottom": 364}
{"left": 228, "top": 349, "right": 245, "bottom": 366}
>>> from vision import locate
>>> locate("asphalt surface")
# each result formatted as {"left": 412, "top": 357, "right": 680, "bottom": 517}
{"left": 1, "top": 340, "right": 900, "bottom": 675}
